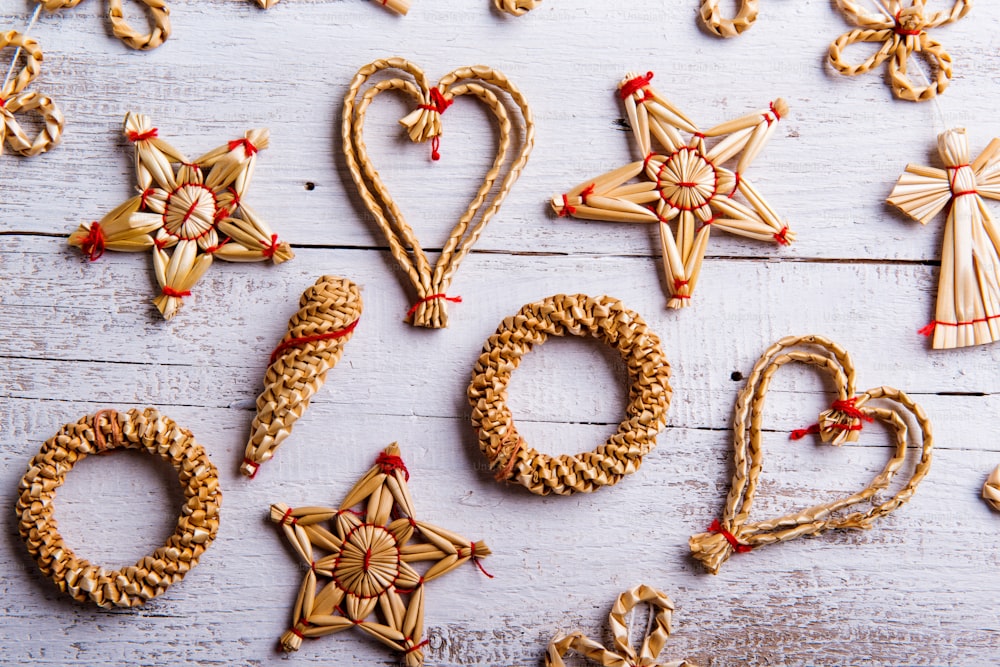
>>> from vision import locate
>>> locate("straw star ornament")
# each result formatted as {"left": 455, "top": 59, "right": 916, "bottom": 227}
{"left": 270, "top": 443, "right": 491, "bottom": 666}
{"left": 553, "top": 72, "right": 793, "bottom": 309}
{"left": 69, "top": 112, "right": 293, "bottom": 319}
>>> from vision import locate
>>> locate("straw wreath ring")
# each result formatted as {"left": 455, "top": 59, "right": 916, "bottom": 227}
{"left": 342, "top": 58, "right": 534, "bottom": 329}
{"left": 689, "top": 335, "right": 933, "bottom": 575}
{"left": 0, "top": 30, "right": 64, "bottom": 157}
{"left": 700, "top": 0, "right": 760, "bottom": 38}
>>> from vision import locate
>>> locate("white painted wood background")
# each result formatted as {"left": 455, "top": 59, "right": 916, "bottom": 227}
{"left": 2, "top": 0, "right": 1000, "bottom": 664}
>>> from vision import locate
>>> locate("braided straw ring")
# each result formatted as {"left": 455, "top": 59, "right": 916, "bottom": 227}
{"left": 494, "top": 0, "right": 541, "bottom": 16}
{"left": 689, "top": 335, "right": 933, "bottom": 575}
{"left": 468, "top": 294, "right": 672, "bottom": 496}
{"left": 40, "top": 0, "right": 171, "bottom": 50}
{"left": 16, "top": 408, "right": 221, "bottom": 608}
{"left": 546, "top": 585, "right": 701, "bottom": 667}
{"left": 342, "top": 58, "right": 535, "bottom": 329}
{"left": 0, "top": 30, "right": 64, "bottom": 157}
{"left": 700, "top": 0, "right": 760, "bottom": 38}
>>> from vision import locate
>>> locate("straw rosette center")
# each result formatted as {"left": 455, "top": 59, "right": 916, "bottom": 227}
{"left": 649, "top": 146, "right": 719, "bottom": 213}
{"left": 163, "top": 184, "right": 219, "bottom": 240}
{"left": 332, "top": 523, "right": 401, "bottom": 596}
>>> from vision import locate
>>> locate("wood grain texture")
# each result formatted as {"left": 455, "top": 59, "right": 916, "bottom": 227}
{"left": 2, "top": 0, "right": 1000, "bottom": 664}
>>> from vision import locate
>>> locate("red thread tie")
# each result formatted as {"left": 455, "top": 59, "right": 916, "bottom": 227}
{"left": 281, "top": 506, "right": 296, "bottom": 525}
{"left": 790, "top": 397, "right": 872, "bottom": 440}
{"left": 790, "top": 424, "right": 822, "bottom": 441}
{"left": 559, "top": 194, "right": 576, "bottom": 217}
{"left": 289, "top": 627, "right": 304, "bottom": 639}
{"left": 918, "top": 321, "right": 937, "bottom": 336}
{"left": 0, "top": 97, "right": 6, "bottom": 108}
{"left": 162, "top": 286, "right": 191, "bottom": 298}
{"left": 893, "top": 12, "right": 923, "bottom": 36}
{"left": 404, "top": 639, "right": 430, "bottom": 655}
{"left": 80, "top": 222, "right": 106, "bottom": 261}
{"left": 773, "top": 226, "right": 791, "bottom": 246}
{"left": 419, "top": 87, "right": 452, "bottom": 114}
{"left": 708, "top": 519, "right": 751, "bottom": 554}
{"left": 242, "top": 457, "right": 259, "bottom": 479}
{"left": 769, "top": 101, "right": 782, "bottom": 121}
{"left": 127, "top": 128, "right": 158, "bottom": 142}
{"left": 261, "top": 234, "right": 280, "bottom": 258}
{"left": 469, "top": 542, "right": 494, "bottom": 579}
{"left": 228, "top": 137, "right": 258, "bottom": 157}
{"left": 407, "top": 293, "right": 462, "bottom": 318}
{"left": 376, "top": 452, "right": 410, "bottom": 481}
{"left": 619, "top": 71, "right": 654, "bottom": 100}
{"left": 430, "top": 135, "right": 442, "bottom": 161}
{"left": 269, "top": 318, "right": 360, "bottom": 365}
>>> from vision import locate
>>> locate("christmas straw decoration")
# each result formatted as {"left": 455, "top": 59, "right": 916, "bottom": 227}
{"left": 68, "top": 112, "right": 293, "bottom": 320}
{"left": 270, "top": 443, "right": 491, "bottom": 667}
{"left": 468, "top": 294, "right": 672, "bottom": 496}
{"left": 495, "top": 0, "right": 541, "bottom": 15}
{"left": 39, "top": 0, "right": 171, "bottom": 50}
{"left": 689, "top": 335, "right": 933, "bottom": 575}
{"left": 552, "top": 71, "right": 793, "bottom": 309}
{"left": 983, "top": 466, "right": 1000, "bottom": 512}
{"left": 828, "top": 0, "right": 972, "bottom": 102}
{"left": 887, "top": 128, "right": 1000, "bottom": 349}
{"left": 0, "top": 29, "right": 64, "bottom": 156}
{"left": 546, "top": 585, "right": 701, "bottom": 667}
{"left": 16, "top": 408, "right": 221, "bottom": 608}
{"left": 700, "top": 0, "right": 759, "bottom": 38}
{"left": 255, "top": 0, "right": 410, "bottom": 14}
{"left": 343, "top": 58, "right": 534, "bottom": 328}
{"left": 241, "top": 276, "right": 362, "bottom": 479}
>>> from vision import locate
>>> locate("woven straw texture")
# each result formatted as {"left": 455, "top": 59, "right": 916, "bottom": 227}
{"left": 828, "top": 0, "right": 972, "bottom": 101}
{"left": 0, "top": 30, "right": 64, "bottom": 157}
{"left": 495, "top": 0, "right": 541, "bottom": 15}
{"left": 342, "top": 57, "right": 534, "bottom": 328}
{"left": 700, "top": 0, "right": 759, "bottom": 37}
{"left": 255, "top": 0, "right": 410, "bottom": 14}
{"left": 984, "top": 466, "right": 1000, "bottom": 512}
{"left": 242, "top": 275, "right": 362, "bottom": 478}
{"left": 468, "top": 294, "right": 672, "bottom": 496}
{"left": 688, "top": 335, "right": 933, "bottom": 575}
{"left": 40, "top": 0, "right": 171, "bottom": 50}
{"left": 15, "top": 408, "right": 221, "bottom": 608}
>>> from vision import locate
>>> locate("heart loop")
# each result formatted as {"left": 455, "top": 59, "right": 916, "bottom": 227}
{"left": 689, "top": 335, "right": 934, "bottom": 575}
{"left": 0, "top": 31, "right": 64, "bottom": 157}
{"left": 343, "top": 58, "right": 535, "bottom": 328}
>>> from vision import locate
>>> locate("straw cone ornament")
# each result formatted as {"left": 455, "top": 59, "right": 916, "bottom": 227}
{"left": 553, "top": 72, "right": 793, "bottom": 309}
{"left": 700, "top": 0, "right": 759, "bottom": 37}
{"left": 16, "top": 408, "right": 221, "bottom": 608}
{"left": 546, "top": 585, "right": 700, "bottom": 667}
{"left": 241, "top": 276, "right": 362, "bottom": 478}
{"left": 495, "top": 0, "right": 541, "bottom": 15}
{"left": 468, "top": 294, "right": 672, "bottom": 495}
{"left": 887, "top": 128, "right": 1000, "bottom": 349}
{"left": 68, "top": 112, "right": 293, "bottom": 320}
{"left": 254, "top": 0, "right": 410, "bottom": 14}
{"left": 689, "top": 335, "right": 933, "bottom": 575}
{"left": 0, "top": 30, "right": 64, "bottom": 156}
{"left": 39, "top": 0, "right": 171, "bottom": 50}
{"left": 983, "top": 466, "right": 1000, "bottom": 512}
{"left": 343, "top": 58, "right": 534, "bottom": 328}
{"left": 828, "top": 0, "right": 972, "bottom": 102}
{"left": 270, "top": 443, "right": 491, "bottom": 666}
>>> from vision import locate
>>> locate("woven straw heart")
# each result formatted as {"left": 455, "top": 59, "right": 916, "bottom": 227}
{"left": 689, "top": 335, "right": 933, "bottom": 575}
{"left": 343, "top": 57, "right": 534, "bottom": 328}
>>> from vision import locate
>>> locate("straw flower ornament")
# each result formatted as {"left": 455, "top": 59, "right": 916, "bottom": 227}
{"left": 553, "top": 72, "right": 793, "bottom": 309}
{"left": 39, "top": 0, "right": 171, "bottom": 50}
{"left": 700, "top": 0, "right": 760, "bottom": 37}
{"left": 828, "top": 0, "right": 972, "bottom": 101}
{"left": 0, "top": 30, "right": 63, "bottom": 157}
{"left": 68, "top": 112, "right": 293, "bottom": 319}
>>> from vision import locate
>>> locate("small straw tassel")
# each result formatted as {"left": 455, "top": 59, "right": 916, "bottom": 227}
{"left": 495, "top": 0, "right": 541, "bottom": 15}
{"left": 241, "top": 275, "right": 362, "bottom": 478}
{"left": 254, "top": 0, "right": 410, "bottom": 14}
{"left": 828, "top": 0, "right": 972, "bottom": 102}
{"left": 468, "top": 294, "right": 672, "bottom": 495}
{"left": 689, "top": 335, "right": 933, "bottom": 575}
{"left": 887, "top": 128, "right": 1000, "bottom": 350}
{"left": 68, "top": 112, "right": 293, "bottom": 320}
{"left": 983, "top": 466, "right": 1000, "bottom": 512}
{"left": 700, "top": 0, "right": 760, "bottom": 38}
{"left": 0, "top": 30, "right": 64, "bottom": 157}
{"left": 545, "top": 585, "right": 701, "bottom": 667}
{"left": 552, "top": 71, "right": 793, "bottom": 310}
{"left": 270, "top": 443, "right": 492, "bottom": 667}
{"left": 16, "top": 408, "right": 221, "bottom": 608}
{"left": 342, "top": 58, "right": 535, "bottom": 328}
{"left": 39, "top": 0, "right": 172, "bottom": 50}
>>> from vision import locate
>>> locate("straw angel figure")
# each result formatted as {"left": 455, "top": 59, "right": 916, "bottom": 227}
{"left": 888, "top": 128, "right": 1000, "bottom": 349}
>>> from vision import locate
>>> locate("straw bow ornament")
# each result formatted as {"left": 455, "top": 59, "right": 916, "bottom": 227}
{"left": 700, "top": 0, "right": 759, "bottom": 38}
{"left": 828, "top": 0, "right": 972, "bottom": 101}
{"left": 545, "top": 585, "right": 700, "bottom": 667}
{"left": 343, "top": 58, "right": 534, "bottom": 328}
{"left": 0, "top": 30, "right": 63, "bottom": 157}
{"left": 39, "top": 0, "right": 171, "bottom": 50}
{"left": 689, "top": 335, "right": 933, "bottom": 575}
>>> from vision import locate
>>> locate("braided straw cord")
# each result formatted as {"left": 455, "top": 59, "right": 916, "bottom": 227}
{"left": 40, "top": 0, "right": 171, "bottom": 50}
{"left": 342, "top": 57, "right": 535, "bottom": 328}
{"left": 255, "top": 0, "right": 410, "bottom": 14}
{"left": 241, "top": 276, "right": 363, "bottom": 478}
{"left": 15, "top": 408, "right": 221, "bottom": 608}
{"left": 700, "top": 0, "right": 759, "bottom": 38}
{"left": 0, "top": 30, "right": 64, "bottom": 157}
{"left": 546, "top": 585, "right": 700, "bottom": 667}
{"left": 468, "top": 294, "right": 672, "bottom": 496}
{"left": 495, "top": 0, "right": 541, "bottom": 16}
{"left": 689, "top": 335, "right": 933, "bottom": 575}
{"left": 828, "top": 0, "right": 972, "bottom": 102}
{"left": 983, "top": 466, "right": 1000, "bottom": 512}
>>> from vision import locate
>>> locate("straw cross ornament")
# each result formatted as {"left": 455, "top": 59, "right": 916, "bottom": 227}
{"left": 270, "top": 443, "right": 491, "bottom": 666}
{"left": 553, "top": 72, "right": 793, "bottom": 309}
{"left": 39, "top": 0, "right": 171, "bottom": 50}
{"left": 888, "top": 128, "right": 1000, "bottom": 349}
{"left": 0, "top": 30, "right": 63, "bottom": 157}
{"left": 828, "top": 0, "right": 972, "bottom": 102}
{"left": 68, "top": 112, "right": 293, "bottom": 319}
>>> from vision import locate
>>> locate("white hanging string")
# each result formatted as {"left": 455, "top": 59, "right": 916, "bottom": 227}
{"left": 2, "top": 3, "right": 43, "bottom": 94}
